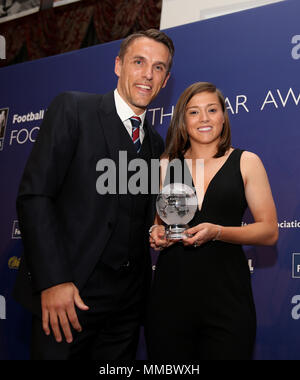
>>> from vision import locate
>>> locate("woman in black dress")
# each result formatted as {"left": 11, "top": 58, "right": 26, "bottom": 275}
{"left": 146, "top": 82, "right": 278, "bottom": 360}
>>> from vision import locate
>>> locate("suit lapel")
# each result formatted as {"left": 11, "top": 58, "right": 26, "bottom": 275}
{"left": 97, "top": 91, "right": 122, "bottom": 164}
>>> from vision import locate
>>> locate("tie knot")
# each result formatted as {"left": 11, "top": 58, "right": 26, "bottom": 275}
{"left": 130, "top": 116, "right": 141, "bottom": 129}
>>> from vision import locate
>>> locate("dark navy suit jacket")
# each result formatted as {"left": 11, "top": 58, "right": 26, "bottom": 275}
{"left": 13, "top": 91, "right": 164, "bottom": 316}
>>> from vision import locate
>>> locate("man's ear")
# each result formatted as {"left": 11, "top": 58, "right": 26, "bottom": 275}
{"left": 114, "top": 56, "right": 122, "bottom": 78}
{"left": 162, "top": 72, "right": 170, "bottom": 88}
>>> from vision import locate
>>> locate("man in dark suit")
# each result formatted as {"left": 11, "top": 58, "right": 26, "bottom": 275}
{"left": 14, "top": 29, "right": 174, "bottom": 360}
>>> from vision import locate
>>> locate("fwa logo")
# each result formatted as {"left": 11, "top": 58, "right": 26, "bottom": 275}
{"left": 0, "top": 295, "right": 6, "bottom": 320}
{"left": 291, "top": 35, "right": 300, "bottom": 60}
{"left": 0, "top": 108, "right": 9, "bottom": 151}
{"left": 292, "top": 253, "right": 300, "bottom": 278}
{"left": 0, "top": 35, "right": 5, "bottom": 60}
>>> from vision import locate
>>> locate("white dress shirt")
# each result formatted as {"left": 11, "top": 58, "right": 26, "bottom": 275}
{"left": 114, "top": 89, "right": 146, "bottom": 143}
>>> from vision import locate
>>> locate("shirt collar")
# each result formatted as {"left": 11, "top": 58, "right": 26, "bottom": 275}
{"left": 114, "top": 89, "right": 146, "bottom": 125}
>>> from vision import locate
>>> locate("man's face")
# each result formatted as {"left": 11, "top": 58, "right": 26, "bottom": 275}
{"left": 115, "top": 37, "right": 171, "bottom": 115}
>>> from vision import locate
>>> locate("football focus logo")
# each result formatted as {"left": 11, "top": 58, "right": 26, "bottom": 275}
{"left": 0, "top": 107, "right": 9, "bottom": 151}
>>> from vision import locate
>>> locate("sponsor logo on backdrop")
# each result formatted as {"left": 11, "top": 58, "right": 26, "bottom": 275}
{"left": 0, "top": 107, "right": 44, "bottom": 151}
{"left": 278, "top": 220, "right": 300, "bottom": 229}
{"left": 10, "top": 110, "right": 44, "bottom": 146}
{"left": 12, "top": 220, "right": 21, "bottom": 239}
{"left": 8, "top": 256, "right": 21, "bottom": 270}
{"left": 12, "top": 110, "right": 45, "bottom": 124}
{"left": 244, "top": 220, "right": 300, "bottom": 230}
{"left": 291, "top": 295, "right": 300, "bottom": 320}
{"left": 0, "top": 35, "right": 5, "bottom": 60}
{"left": 292, "top": 253, "right": 300, "bottom": 279}
{"left": 291, "top": 35, "right": 300, "bottom": 60}
{"left": 0, "top": 108, "right": 45, "bottom": 150}
{"left": 0, "top": 107, "right": 9, "bottom": 151}
{"left": 0, "top": 295, "right": 6, "bottom": 320}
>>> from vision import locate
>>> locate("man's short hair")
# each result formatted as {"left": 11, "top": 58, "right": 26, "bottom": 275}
{"left": 118, "top": 29, "right": 175, "bottom": 72}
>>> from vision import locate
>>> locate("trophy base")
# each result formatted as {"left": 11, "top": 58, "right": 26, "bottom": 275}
{"left": 166, "top": 224, "right": 189, "bottom": 240}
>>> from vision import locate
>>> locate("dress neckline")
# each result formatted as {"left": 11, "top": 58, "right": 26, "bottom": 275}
{"left": 184, "top": 149, "right": 238, "bottom": 211}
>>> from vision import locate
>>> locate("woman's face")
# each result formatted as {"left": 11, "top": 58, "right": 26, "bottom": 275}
{"left": 184, "top": 91, "right": 225, "bottom": 147}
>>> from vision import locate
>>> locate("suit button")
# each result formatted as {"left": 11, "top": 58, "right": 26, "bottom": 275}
{"left": 121, "top": 261, "right": 130, "bottom": 269}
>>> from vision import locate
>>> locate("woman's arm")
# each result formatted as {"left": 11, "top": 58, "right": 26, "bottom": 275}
{"left": 184, "top": 151, "right": 278, "bottom": 247}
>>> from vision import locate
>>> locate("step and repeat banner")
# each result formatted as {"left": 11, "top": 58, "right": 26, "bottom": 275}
{"left": 1, "top": 0, "right": 300, "bottom": 360}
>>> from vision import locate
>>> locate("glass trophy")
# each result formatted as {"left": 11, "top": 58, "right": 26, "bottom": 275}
{"left": 156, "top": 183, "right": 198, "bottom": 240}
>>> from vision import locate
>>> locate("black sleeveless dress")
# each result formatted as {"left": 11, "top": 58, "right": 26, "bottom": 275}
{"left": 145, "top": 149, "right": 257, "bottom": 360}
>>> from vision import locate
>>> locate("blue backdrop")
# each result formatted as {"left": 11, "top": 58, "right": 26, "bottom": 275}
{"left": 1, "top": 0, "right": 300, "bottom": 360}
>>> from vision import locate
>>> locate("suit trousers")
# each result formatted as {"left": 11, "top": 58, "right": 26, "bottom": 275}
{"left": 31, "top": 261, "right": 146, "bottom": 360}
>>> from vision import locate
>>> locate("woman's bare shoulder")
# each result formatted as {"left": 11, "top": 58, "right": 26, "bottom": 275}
{"left": 240, "top": 150, "right": 264, "bottom": 167}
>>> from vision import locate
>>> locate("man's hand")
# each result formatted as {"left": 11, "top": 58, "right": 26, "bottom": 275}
{"left": 149, "top": 225, "right": 175, "bottom": 251}
{"left": 41, "top": 282, "right": 89, "bottom": 344}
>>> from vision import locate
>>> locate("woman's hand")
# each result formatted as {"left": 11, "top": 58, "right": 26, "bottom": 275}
{"left": 183, "top": 223, "right": 221, "bottom": 247}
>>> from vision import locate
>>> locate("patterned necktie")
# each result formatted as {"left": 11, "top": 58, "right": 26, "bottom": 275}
{"left": 130, "top": 116, "right": 141, "bottom": 153}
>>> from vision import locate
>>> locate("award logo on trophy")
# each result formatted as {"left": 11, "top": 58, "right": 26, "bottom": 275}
{"left": 156, "top": 183, "right": 198, "bottom": 240}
